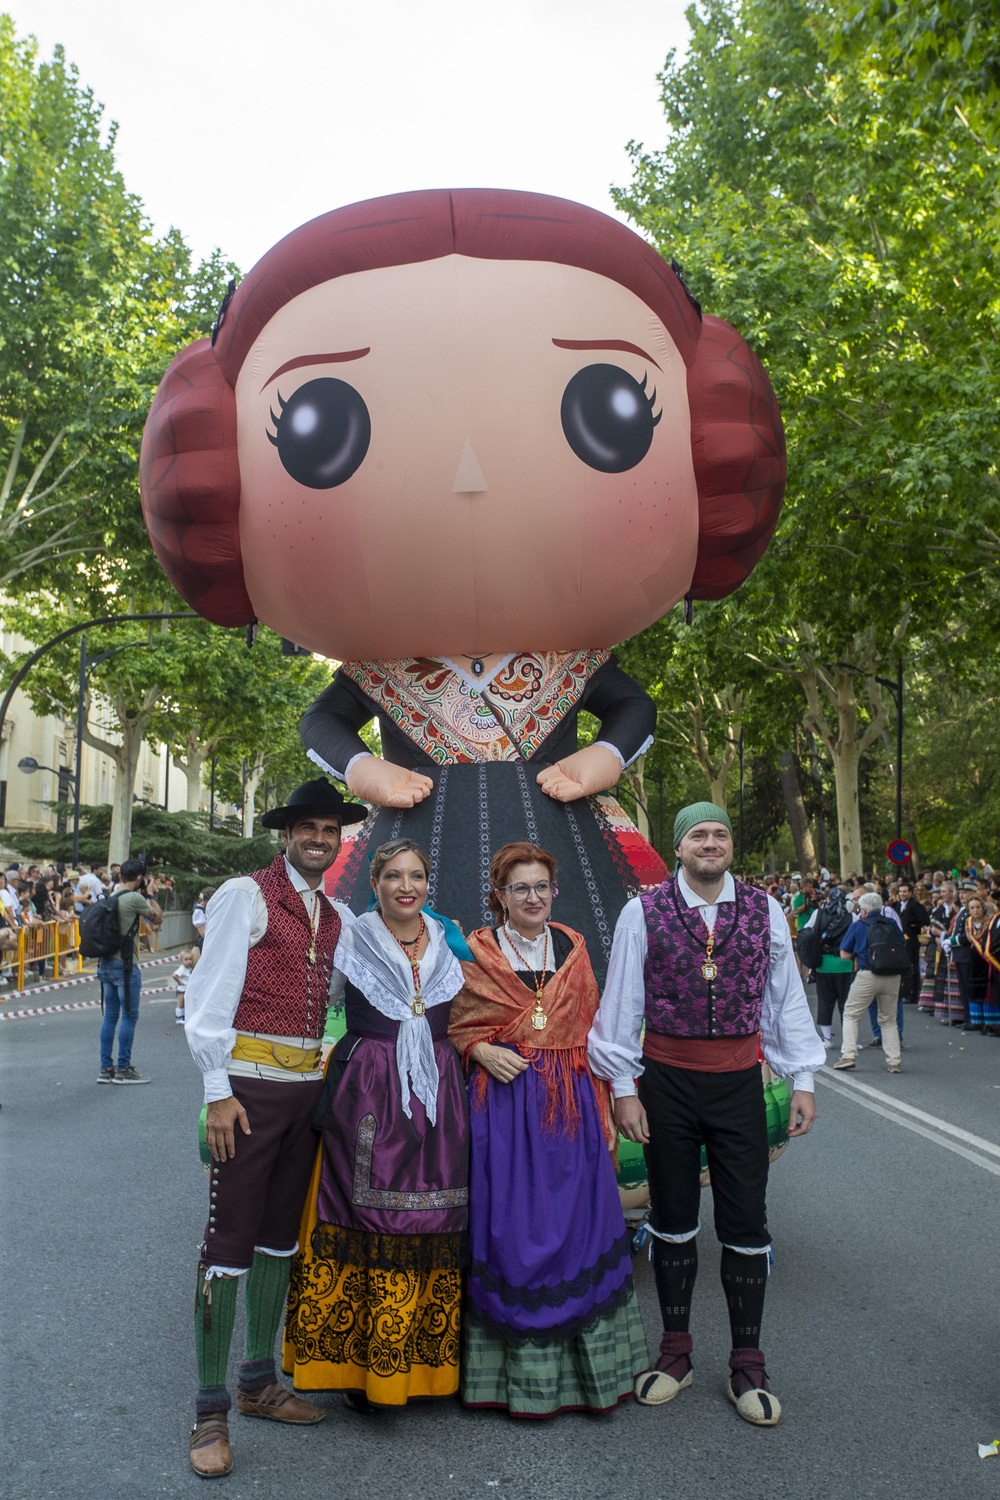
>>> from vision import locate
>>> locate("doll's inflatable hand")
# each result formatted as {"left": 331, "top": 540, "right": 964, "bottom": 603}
{"left": 346, "top": 756, "right": 433, "bottom": 808}
{"left": 536, "top": 744, "right": 622, "bottom": 802}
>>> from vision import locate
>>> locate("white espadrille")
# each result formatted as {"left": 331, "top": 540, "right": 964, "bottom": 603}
{"left": 727, "top": 1348, "right": 781, "bottom": 1425}
{"left": 635, "top": 1363, "right": 693, "bottom": 1405}
{"left": 726, "top": 1378, "right": 781, "bottom": 1425}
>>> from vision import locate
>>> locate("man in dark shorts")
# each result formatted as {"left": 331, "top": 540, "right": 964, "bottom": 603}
{"left": 182, "top": 779, "right": 365, "bottom": 1479}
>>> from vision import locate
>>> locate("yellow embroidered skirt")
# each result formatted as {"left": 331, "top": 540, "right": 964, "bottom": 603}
{"left": 282, "top": 1151, "right": 461, "bottom": 1404}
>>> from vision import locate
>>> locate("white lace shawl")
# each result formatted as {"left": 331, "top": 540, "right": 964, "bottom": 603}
{"left": 331, "top": 911, "right": 464, "bottom": 1124}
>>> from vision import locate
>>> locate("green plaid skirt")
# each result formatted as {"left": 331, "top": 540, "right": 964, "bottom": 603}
{"left": 460, "top": 1280, "right": 648, "bottom": 1417}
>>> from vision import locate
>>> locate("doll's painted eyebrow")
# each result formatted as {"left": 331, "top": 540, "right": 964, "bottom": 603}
{"left": 551, "top": 337, "right": 661, "bottom": 372}
{"left": 260, "top": 349, "right": 371, "bottom": 391}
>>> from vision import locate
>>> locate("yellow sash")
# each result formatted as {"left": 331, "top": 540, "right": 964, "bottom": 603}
{"left": 230, "top": 1036, "right": 321, "bottom": 1072}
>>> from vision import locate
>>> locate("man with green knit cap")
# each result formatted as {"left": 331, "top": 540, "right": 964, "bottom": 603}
{"left": 589, "top": 801, "right": 824, "bottom": 1426}
{"left": 182, "top": 778, "right": 365, "bottom": 1478}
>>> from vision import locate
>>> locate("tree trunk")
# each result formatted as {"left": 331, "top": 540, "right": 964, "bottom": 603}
{"left": 623, "top": 754, "right": 652, "bottom": 842}
{"left": 777, "top": 751, "right": 817, "bottom": 873}
{"left": 797, "top": 646, "right": 889, "bottom": 881}
{"left": 708, "top": 767, "right": 729, "bottom": 808}
{"left": 659, "top": 683, "right": 743, "bottom": 813}
{"left": 82, "top": 684, "right": 161, "bottom": 866}
{"left": 88, "top": 717, "right": 146, "bottom": 866}
{"left": 831, "top": 739, "right": 864, "bottom": 877}
{"left": 173, "top": 730, "right": 207, "bottom": 813}
{"left": 242, "top": 751, "right": 265, "bottom": 838}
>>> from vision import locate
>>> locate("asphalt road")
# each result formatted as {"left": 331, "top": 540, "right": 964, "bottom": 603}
{"left": 2, "top": 967, "right": 999, "bottom": 1500}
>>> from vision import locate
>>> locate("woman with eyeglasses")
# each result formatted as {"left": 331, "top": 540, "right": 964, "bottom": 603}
{"left": 449, "top": 841, "right": 646, "bottom": 1418}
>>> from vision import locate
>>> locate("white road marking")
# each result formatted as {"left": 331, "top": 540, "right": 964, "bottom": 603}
{"left": 0, "top": 985, "right": 177, "bottom": 1020}
{"left": 816, "top": 1071, "right": 1000, "bottom": 1178}
{"left": 0, "top": 953, "right": 175, "bottom": 1002}
{"left": 822, "top": 1073, "right": 1000, "bottom": 1160}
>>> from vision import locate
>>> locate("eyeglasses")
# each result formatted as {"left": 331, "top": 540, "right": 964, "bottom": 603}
{"left": 501, "top": 881, "right": 558, "bottom": 900}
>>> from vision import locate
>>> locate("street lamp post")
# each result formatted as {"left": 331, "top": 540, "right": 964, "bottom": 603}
{"left": 875, "top": 661, "right": 905, "bottom": 843}
{"left": 16, "top": 757, "right": 77, "bottom": 841}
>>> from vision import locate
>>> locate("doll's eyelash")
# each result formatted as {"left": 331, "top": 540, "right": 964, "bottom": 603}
{"left": 641, "top": 372, "right": 663, "bottom": 427}
{"left": 266, "top": 390, "right": 287, "bottom": 445}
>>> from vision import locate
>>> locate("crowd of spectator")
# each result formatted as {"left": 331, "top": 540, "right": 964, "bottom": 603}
{"left": 750, "top": 860, "right": 1000, "bottom": 1057}
{"left": 0, "top": 859, "right": 176, "bottom": 985}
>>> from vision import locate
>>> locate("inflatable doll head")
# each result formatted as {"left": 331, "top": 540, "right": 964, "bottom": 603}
{"left": 141, "top": 189, "right": 784, "bottom": 658}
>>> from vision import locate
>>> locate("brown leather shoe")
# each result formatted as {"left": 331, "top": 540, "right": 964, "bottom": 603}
{"left": 235, "top": 1382, "right": 324, "bottom": 1425}
{"left": 189, "top": 1414, "right": 233, "bottom": 1478}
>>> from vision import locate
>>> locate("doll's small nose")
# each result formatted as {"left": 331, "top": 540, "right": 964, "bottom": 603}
{"left": 452, "top": 439, "right": 488, "bottom": 494}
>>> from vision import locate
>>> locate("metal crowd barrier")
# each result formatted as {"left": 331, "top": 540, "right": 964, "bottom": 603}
{"left": 4, "top": 919, "right": 88, "bottom": 990}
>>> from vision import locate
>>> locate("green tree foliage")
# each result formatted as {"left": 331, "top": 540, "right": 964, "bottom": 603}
{"left": 614, "top": 0, "right": 1000, "bottom": 871}
{"left": 3, "top": 595, "right": 206, "bottom": 862}
{"left": 617, "top": 605, "right": 751, "bottom": 810}
{"left": 900, "top": 643, "right": 1000, "bottom": 864}
{"left": 0, "top": 16, "right": 237, "bottom": 596}
{"left": 3, "top": 600, "right": 335, "bottom": 864}
{"left": 151, "top": 629, "right": 335, "bottom": 833}
{"left": 14, "top": 803, "right": 278, "bottom": 904}
{"left": 834, "top": 0, "right": 1000, "bottom": 145}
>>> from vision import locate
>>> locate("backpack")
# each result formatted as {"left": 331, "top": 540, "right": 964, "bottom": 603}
{"left": 796, "top": 905, "right": 851, "bottom": 969}
{"left": 819, "top": 908, "right": 851, "bottom": 955}
{"left": 79, "top": 893, "right": 125, "bottom": 959}
{"left": 865, "top": 915, "right": 910, "bottom": 976}
{"left": 795, "top": 923, "right": 824, "bottom": 970}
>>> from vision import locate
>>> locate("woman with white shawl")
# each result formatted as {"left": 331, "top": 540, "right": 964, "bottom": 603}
{"left": 282, "top": 839, "right": 469, "bottom": 1410}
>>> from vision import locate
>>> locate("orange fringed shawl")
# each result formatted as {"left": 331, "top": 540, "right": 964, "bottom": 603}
{"left": 449, "top": 924, "right": 617, "bottom": 1155}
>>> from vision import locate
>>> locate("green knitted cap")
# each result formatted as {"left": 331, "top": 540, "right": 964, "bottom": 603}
{"left": 673, "top": 801, "right": 733, "bottom": 849}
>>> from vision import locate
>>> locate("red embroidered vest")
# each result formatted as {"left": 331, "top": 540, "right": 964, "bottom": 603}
{"left": 233, "top": 854, "right": 341, "bottom": 1041}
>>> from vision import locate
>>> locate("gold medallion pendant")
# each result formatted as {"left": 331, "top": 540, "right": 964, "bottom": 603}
{"left": 702, "top": 927, "right": 717, "bottom": 982}
{"left": 411, "top": 996, "right": 426, "bottom": 1017}
{"left": 503, "top": 922, "right": 550, "bottom": 1030}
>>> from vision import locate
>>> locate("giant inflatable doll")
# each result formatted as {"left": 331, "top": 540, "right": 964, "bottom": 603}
{"left": 140, "top": 189, "right": 784, "bottom": 973}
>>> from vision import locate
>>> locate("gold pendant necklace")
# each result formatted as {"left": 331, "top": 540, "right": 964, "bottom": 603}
{"left": 504, "top": 923, "right": 550, "bottom": 1029}
{"left": 380, "top": 913, "right": 427, "bottom": 1016}
{"left": 701, "top": 923, "right": 718, "bottom": 981}
{"left": 307, "top": 892, "right": 319, "bottom": 965}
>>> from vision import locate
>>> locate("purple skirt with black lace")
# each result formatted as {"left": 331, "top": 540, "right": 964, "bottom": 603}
{"left": 462, "top": 1051, "right": 648, "bottom": 1416}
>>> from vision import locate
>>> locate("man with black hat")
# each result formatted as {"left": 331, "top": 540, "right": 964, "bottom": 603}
{"left": 588, "top": 802, "right": 824, "bottom": 1427}
{"left": 183, "top": 778, "right": 367, "bottom": 1478}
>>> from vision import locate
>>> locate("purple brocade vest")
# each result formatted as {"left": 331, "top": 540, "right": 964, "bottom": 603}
{"left": 640, "top": 876, "right": 771, "bottom": 1039}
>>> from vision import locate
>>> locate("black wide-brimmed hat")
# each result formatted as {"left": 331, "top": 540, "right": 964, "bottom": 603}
{"left": 261, "top": 777, "right": 368, "bottom": 830}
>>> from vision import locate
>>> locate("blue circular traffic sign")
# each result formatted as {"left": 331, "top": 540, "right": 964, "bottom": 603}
{"left": 887, "top": 839, "right": 912, "bottom": 866}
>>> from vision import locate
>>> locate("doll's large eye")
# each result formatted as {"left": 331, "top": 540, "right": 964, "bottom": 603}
{"left": 560, "top": 364, "right": 660, "bottom": 473}
{"left": 267, "top": 378, "right": 371, "bottom": 489}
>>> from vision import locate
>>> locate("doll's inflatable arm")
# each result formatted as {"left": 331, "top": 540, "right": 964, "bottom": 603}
{"left": 536, "top": 743, "right": 623, "bottom": 803}
{"left": 346, "top": 756, "right": 433, "bottom": 808}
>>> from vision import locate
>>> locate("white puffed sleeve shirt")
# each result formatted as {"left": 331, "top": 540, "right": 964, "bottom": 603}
{"left": 588, "top": 869, "right": 825, "bottom": 1098}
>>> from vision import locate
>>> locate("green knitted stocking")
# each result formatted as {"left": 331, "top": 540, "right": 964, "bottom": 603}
{"left": 243, "top": 1251, "right": 292, "bottom": 1364}
{"left": 194, "top": 1268, "right": 239, "bottom": 1390}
